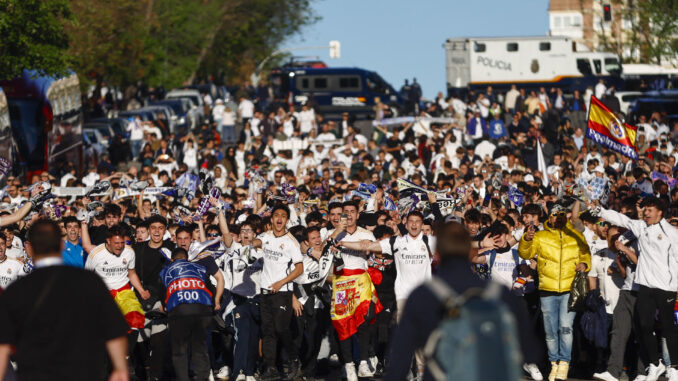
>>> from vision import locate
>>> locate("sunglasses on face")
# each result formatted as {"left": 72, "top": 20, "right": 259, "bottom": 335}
{"left": 240, "top": 228, "right": 253, "bottom": 233}
{"left": 207, "top": 233, "right": 220, "bottom": 238}
{"left": 595, "top": 221, "right": 610, "bottom": 227}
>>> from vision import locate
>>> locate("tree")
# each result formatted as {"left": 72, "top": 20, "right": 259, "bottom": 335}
{"left": 66, "top": 0, "right": 157, "bottom": 89}
{"left": 600, "top": 0, "right": 678, "bottom": 64}
{"left": 0, "top": 0, "right": 73, "bottom": 80}
{"left": 634, "top": 0, "right": 678, "bottom": 65}
{"left": 65, "top": 0, "right": 319, "bottom": 92}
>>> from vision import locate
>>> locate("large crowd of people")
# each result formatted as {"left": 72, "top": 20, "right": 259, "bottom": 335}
{"left": 0, "top": 79, "right": 678, "bottom": 381}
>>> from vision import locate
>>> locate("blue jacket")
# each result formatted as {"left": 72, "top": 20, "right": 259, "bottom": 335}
{"left": 488, "top": 119, "right": 507, "bottom": 140}
{"left": 467, "top": 117, "right": 488, "bottom": 137}
{"left": 160, "top": 260, "right": 212, "bottom": 312}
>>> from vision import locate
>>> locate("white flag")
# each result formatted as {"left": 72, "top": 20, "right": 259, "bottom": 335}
{"left": 537, "top": 141, "right": 549, "bottom": 187}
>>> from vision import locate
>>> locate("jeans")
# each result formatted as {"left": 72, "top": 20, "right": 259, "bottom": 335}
{"left": 169, "top": 312, "right": 212, "bottom": 381}
{"left": 131, "top": 139, "right": 143, "bottom": 159}
{"left": 540, "top": 293, "right": 576, "bottom": 363}
{"left": 222, "top": 125, "right": 235, "bottom": 143}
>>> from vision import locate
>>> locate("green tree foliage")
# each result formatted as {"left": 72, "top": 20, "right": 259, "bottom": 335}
{"left": 0, "top": 0, "right": 73, "bottom": 80}
{"left": 634, "top": 0, "right": 678, "bottom": 65}
{"left": 605, "top": 0, "right": 678, "bottom": 64}
{"left": 67, "top": 0, "right": 318, "bottom": 89}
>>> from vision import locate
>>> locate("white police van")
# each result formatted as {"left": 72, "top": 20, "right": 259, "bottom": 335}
{"left": 444, "top": 36, "right": 623, "bottom": 95}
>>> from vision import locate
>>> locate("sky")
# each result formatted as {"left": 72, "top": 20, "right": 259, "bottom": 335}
{"left": 283, "top": 0, "right": 550, "bottom": 99}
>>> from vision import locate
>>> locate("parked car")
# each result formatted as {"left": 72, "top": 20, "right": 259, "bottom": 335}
{"left": 166, "top": 89, "right": 205, "bottom": 125}
{"left": 117, "top": 109, "right": 155, "bottom": 123}
{"left": 88, "top": 117, "right": 130, "bottom": 140}
{"left": 84, "top": 123, "right": 115, "bottom": 146}
{"left": 141, "top": 105, "right": 176, "bottom": 134}
{"left": 614, "top": 91, "right": 643, "bottom": 115}
{"left": 150, "top": 99, "right": 191, "bottom": 133}
{"left": 181, "top": 84, "right": 218, "bottom": 103}
{"left": 628, "top": 98, "right": 678, "bottom": 124}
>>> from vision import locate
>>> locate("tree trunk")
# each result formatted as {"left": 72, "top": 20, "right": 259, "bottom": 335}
{"left": 187, "top": 1, "right": 241, "bottom": 84}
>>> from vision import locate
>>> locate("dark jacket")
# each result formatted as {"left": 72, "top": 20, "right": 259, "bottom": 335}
{"left": 385, "top": 258, "right": 541, "bottom": 381}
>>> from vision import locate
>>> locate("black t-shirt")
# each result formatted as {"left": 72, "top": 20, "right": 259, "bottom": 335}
{"left": 132, "top": 240, "right": 174, "bottom": 302}
{"left": 0, "top": 265, "right": 128, "bottom": 381}
{"left": 194, "top": 256, "right": 219, "bottom": 302}
{"left": 89, "top": 225, "right": 109, "bottom": 246}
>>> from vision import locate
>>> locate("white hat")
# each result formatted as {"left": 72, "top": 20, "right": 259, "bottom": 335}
{"left": 593, "top": 166, "right": 605, "bottom": 173}
{"left": 524, "top": 174, "right": 535, "bottom": 182}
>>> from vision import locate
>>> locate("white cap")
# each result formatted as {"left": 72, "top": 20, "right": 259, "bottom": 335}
{"left": 593, "top": 166, "right": 605, "bottom": 173}
{"left": 524, "top": 174, "right": 535, "bottom": 182}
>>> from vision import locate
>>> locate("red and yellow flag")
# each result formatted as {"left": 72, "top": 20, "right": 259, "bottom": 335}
{"left": 586, "top": 96, "right": 638, "bottom": 159}
{"left": 110, "top": 283, "right": 145, "bottom": 330}
{"left": 330, "top": 269, "right": 383, "bottom": 341}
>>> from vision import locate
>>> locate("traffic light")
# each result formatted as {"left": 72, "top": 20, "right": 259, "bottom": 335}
{"left": 603, "top": 4, "right": 612, "bottom": 22}
{"left": 329, "top": 40, "right": 341, "bottom": 59}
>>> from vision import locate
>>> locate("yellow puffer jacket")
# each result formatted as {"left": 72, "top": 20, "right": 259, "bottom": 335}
{"left": 518, "top": 221, "right": 591, "bottom": 293}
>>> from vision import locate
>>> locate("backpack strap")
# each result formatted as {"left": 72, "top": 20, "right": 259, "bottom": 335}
{"left": 389, "top": 235, "right": 398, "bottom": 256}
{"left": 422, "top": 235, "right": 433, "bottom": 258}
{"left": 488, "top": 250, "right": 497, "bottom": 270}
{"left": 511, "top": 249, "right": 521, "bottom": 267}
{"left": 426, "top": 277, "right": 457, "bottom": 305}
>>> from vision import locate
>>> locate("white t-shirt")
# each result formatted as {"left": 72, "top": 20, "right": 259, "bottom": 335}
{"left": 379, "top": 233, "right": 434, "bottom": 300}
{"left": 238, "top": 99, "right": 255, "bottom": 119}
{"left": 212, "top": 104, "right": 225, "bottom": 121}
{"left": 85, "top": 244, "right": 136, "bottom": 290}
{"left": 218, "top": 242, "right": 263, "bottom": 299}
{"left": 584, "top": 227, "right": 608, "bottom": 256}
{"left": 258, "top": 231, "right": 303, "bottom": 292}
{"left": 0, "top": 257, "right": 28, "bottom": 289}
{"left": 485, "top": 249, "right": 523, "bottom": 289}
{"left": 589, "top": 249, "right": 624, "bottom": 314}
{"left": 5, "top": 236, "right": 24, "bottom": 260}
{"left": 332, "top": 227, "right": 376, "bottom": 271}
{"left": 299, "top": 109, "right": 316, "bottom": 134}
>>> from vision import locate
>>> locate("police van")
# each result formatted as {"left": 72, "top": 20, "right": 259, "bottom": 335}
{"left": 272, "top": 67, "right": 403, "bottom": 120}
{"left": 444, "top": 36, "right": 624, "bottom": 95}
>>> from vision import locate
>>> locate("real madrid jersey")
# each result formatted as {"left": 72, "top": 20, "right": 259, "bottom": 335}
{"left": 258, "top": 231, "right": 303, "bottom": 292}
{"left": 331, "top": 227, "right": 376, "bottom": 271}
{"left": 85, "top": 244, "right": 136, "bottom": 290}
{"left": 0, "top": 257, "right": 28, "bottom": 289}
{"left": 379, "top": 233, "right": 435, "bottom": 300}
{"left": 220, "top": 242, "right": 263, "bottom": 298}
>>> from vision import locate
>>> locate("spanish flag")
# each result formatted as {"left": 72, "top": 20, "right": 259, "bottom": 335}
{"left": 330, "top": 269, "right": 383, "bottom": 341}
{"left": 586, "top": 96, "right": 638, "bottom": 160}
{"left": 110, "top": 283, "right": 145, "bottom": 330}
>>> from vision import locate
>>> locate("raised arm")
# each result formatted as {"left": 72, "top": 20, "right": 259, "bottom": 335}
{"left": 339, "top": 239, "right": 382, "bottom": 253}
{"left": 596, "top": 206, "right": 642, "bottom": 235}
{"left": 195, "top": 219, "right": 206, "bottom": 242}
{"left": 0, "top": 203, "right": 32, "bottom": 227}
{"left": 80, "top": 220, "right": 96, "bottom": 254}
{"left": 215, "top": 206, "right": 233, "bottom": 248}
